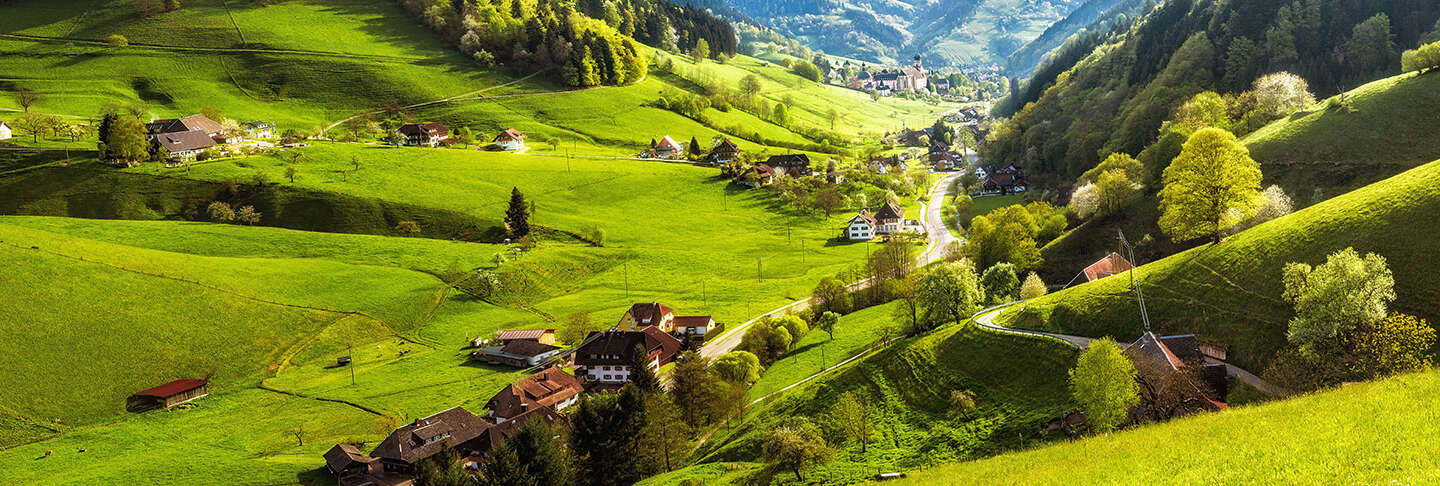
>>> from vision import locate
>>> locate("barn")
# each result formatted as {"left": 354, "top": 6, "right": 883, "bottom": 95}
{"left": 127, "top": 379, "right": 209, "bottom": 412}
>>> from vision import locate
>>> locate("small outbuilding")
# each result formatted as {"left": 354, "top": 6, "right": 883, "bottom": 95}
{"left": 127, "top": 378, "right": 209, "bottom": 412}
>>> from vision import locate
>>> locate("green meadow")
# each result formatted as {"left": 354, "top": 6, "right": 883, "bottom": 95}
{"left": 1008, "top": 158, "right": 1440, "bottom": 371}
{"left": 888, "top": 368, "right": 1440, "bottom": 485}
{"left": 747, "top": 301, "right": 904, "bottom": 400}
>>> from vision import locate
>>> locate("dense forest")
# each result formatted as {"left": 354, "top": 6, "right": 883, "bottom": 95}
{"left": 398, "top": 0, "right": 736, "bottom": 86}
{"left": 985, "top": 0, "right": 1440, "bottom": 180}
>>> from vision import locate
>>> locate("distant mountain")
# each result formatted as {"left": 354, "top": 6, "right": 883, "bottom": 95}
{"left": 722, "top": 0, "right": 1093, "bottom": 67}
{"left": 1002, "top": 0, "right": 1143, "bottom": 76}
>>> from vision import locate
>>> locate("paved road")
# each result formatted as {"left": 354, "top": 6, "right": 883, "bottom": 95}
{"left": 698, "top": 171, "right": 960, "bottom": 360}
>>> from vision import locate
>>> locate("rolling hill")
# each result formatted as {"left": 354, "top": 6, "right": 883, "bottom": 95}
{"left": 1006, "top": 157, "right": 1440, "bottom": 372}
{"left": 888, "top": 368, "right": 1440, "bottom": 484}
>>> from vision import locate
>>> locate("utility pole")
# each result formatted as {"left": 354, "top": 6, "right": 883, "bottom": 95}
{"left": 348, "top": 340, "right": 355, "bottom": 386}
{"left": 1118, "top": 229, "right": 1150, "bottom": 333}
{"left": 624, "top": 262, "right": 631, "bottom": 299}
{"left": 801, "top": 239, "right": 806, "bottom": 264}
{"left": 757, "top": 257, "right": 762, "bottom": 282}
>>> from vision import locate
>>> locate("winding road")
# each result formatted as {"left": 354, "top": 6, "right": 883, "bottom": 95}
{"left": 697, "top": 171, "right": 962, "bottom": 360}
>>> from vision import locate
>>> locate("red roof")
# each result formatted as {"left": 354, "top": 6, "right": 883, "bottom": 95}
{"left": 497, "top": 329, "right": 554, "bottom": 341}
{"left": 134, "top": 379, "right": 207, "bottom": 398}
{"left": 495, "top": 128, "right": 525, "bottom": 142}
{"left": 673, "top": 316, "right": 713, "bottom": 328}
{"left": 1083, "top": 252, "right": 1133, "bottom": 281}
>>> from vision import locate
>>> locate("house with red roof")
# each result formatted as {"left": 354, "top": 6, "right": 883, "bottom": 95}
{"left": 654, "top": 135, "right": 684, "bottom": 159}
{"left": 127, "top": 378, "right": 208, "bottom": 412}
{"left": 1064, "top": 252, "right": 1134, "bottom": 288}
{"left": 1125, "top": 332, "right": 1229, "bottom": 417}
{"left": 494, "top": 328, "right": 556, "bottom": 345}
{"left": 398, "top": 123, "right": 449, "bottom": 147}
{"left": 485, "top": 366, "right": 583, "bottom": 422}
{"left": 619, "top": 302, "right": 676, "bottom": 332}
{"left": 494, "top": 129, "right": 526, "bottom": 151}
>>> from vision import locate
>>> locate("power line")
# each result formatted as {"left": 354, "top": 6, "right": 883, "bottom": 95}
{"left": 1118, "top": 229, "right": 1150, "bottom": 333}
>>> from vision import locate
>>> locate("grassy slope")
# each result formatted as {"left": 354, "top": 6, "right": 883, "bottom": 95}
{"left": 692, "top": 322, "right": 1078, "bottom": 484}
{"left": 747, "top": 301, "right": 902, "bottom": 400}
{"left": 1244, "top": 71, "right": 1440, "bottom": 199}
{"left": 1007, "top": 158, "right": 1440, "bottom": 371}
{"left": 890, "top": 368, "right": 1440, "bottom": 485}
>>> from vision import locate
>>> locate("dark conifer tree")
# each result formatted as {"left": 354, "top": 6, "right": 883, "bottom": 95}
{"left": 505, "top": 187, "right": 530, "bottom": 238}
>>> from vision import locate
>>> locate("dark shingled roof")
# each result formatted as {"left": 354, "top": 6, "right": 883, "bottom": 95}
{"left": 134, "top": 379, "right": 207, "bottom": 398}
{"left": 873, "top": 199, "right": 905, "bottom": 221}
{"left": 764, "top": 154, "right": 811, "bottom": 169}
{"left": 398, "top": 123, "right": 448, "bottom": 136}
{"left": 712, "top": 138, "right": 740, "bottom": 154}
{"left": 498, "top": 340, "right": 559, "bottom": 358}
{"left": 626, "top": 302, "right": 674, "bottom": 326}
{"left": 324, "top": 444, "right": 374, "bottom": 474}
{"left": 573, "top": 327, "right": 681, "bottom": 367}
{"left": 370, "top": 406, "right": 490, "bottom": 465}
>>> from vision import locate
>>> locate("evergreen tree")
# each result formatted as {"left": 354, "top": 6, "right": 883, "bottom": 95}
{"left": 95, "top": 112, "right": 117, "bottom": 160}
{"left": 688, "top": 136, "right": 701, "bottom": 157}
{"left": 627, "top": 343, "right": 659, "bottom": 393}
{"left": 505, "top": 187, "right": 531, "bottom": 238}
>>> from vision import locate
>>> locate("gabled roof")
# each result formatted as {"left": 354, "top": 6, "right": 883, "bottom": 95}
{"left": 849, "top": 208, "right": 877, "bottom": 227}
{"left": 750, "top": 163, "right": 775, "bottom": 177}
{"left": 495, "top": 128, "right": 525, "bottom": 141}
{"left": 179, "top": 114, "right": 224, "bottom": 135}
{"left": 487, "top": 366, "right": 583, "bottom": 420}
{"left": 148, "top": 114, "right": 224, "bottom": 136}
{"left": 1128, "top": 332, "right": 1183, "bottom": 372}
{"left": 499, "top": 340, "right": 559, "bottom": 357}
{"left": 1083, "top": 252, "right": 1133, "bottom": 281}
{"left": 765, "top": 154, "right": 810, "bottom": 168}
{"left": 625, "top": 302, "right": 675, "bottom": 326}
{"left": 243, "top": 120, "right": 272, "bottom": 129}
{"left": 656, "top": 135, "right": 682, "bottom": 151}
{"left": 370, "top": 406, "right": 490, "bottom": 465}
{"left": 573, "top": 327, "right": 681, "bottom": 367}
{"left": 133, "top": 379, "right": 207, "bottom": 398}
{"left": 153, "top": 129, "right": 217, "bottom": 153}
{"left": 1159, "top": 334, "right": 1204, "bottom": 364}
{"left": 496, "top": 329, "right": 554, "bottom": 342}
{"left": 324, "top": 444, "right": 374, "bottom": 473}
{"left": 398, "top": 123, "right": 448, "bottom": 136}
{"left": 712, "top": 138, "right": 740, "bottom": 153}
{"left": 902, "top": 65, "right": 925, "bottom": 78}
{"left": 673, "top": 316, "right": 713, "bottom": 328}
{"left": 873, "top": 200, "right": 904, "bottom": 221}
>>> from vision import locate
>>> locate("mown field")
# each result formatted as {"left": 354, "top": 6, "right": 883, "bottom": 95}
{"left": 684, "top": 321, "right": 1079, "bottom": 485}
{"left": 888, "top": 368, "right": 1440, "bottom": 485}
{"left": 1006, "top": 158, "right": 1440, "bottom": 372}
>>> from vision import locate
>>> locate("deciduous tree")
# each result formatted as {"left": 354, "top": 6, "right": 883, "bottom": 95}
{"left": 762, "top": 417, "right": 830, "bottom": 480}
{"left": 13, "top": 88, "right": 40, "bottom": 113}
{"left": 1158, "top": 128, "right": 1263, "bottom": 242}
{"left": 828, "top": 391, "right": 871, "bottom": 452}
{"left": 949, "top": 389, "right": 977, "bottom": 420}
{"left": 712, "top": 350, "right": 761, "bottom": 385}
{"left": 1282, "top": 248, "right": 1395, "bottom": 358}
{"left": 916, "top": 260, "right": 983, "bottom": 330}
{"left": 1019, "top": 272, "right": 1047, "bottom": 300}
{"left": 979, "top": 262, "right": 1019, "bottom": 304}
{"left": 1069, "top": 337, "right": 1139, "bottom": 432}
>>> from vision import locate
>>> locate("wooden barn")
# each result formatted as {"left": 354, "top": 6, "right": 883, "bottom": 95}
{"left": 127, "top": 379, "right": 209, "bottom": 412}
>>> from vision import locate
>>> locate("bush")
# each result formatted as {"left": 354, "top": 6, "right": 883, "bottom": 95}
{"left": 1401, "top": 42, "right": 1440, "bottom": 74}
{"left": 107, "top": 34, "right": 129, "bottom": 47}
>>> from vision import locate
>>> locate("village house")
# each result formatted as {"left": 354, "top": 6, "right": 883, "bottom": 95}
{"left": 1064, "top": 252, "right": 1134, "bottom": 288}
{"left": 873, "top": 199, "right": 905, "bottom": 234}
{"left": 672, "top": 315, "right": 714, "bottom": 348}
{"left": 1125, "top": 332, "right": 1230, "bottom": 416}
{"left": 471, "top": 340, "right": 561, "bottom": 368}
{"left": 0, "top": 121, "right": 11, "bottom": 141}
{"left": 147, "top": 114, "right": 235, "bottom": 143}
{"left": 740, "top": 163, "right": 775, "bottom": 187}
{"left": 243, "top": 121, "right": 274, "bottom": 139}
{"left": 572, "top": 327, "right": 681, "bottom": 387}
{"left": 485, "top": 366, "right": 583, "bottom": 423}
{"left": 706, "top": 137, "right": 741, "bottom": 165}
{"left": 845, "top": 200, "right": 906, "bottom": 240}
{"left": 369, "top": 406, "right": 492, "bottom": 476}
{"left": 620, "top": 302, "right": 676, "bottom": 332}
{"left": 653, "top": 135, "right": 684, "bottom": 159}
{"left": 398, "top": 123, "right": 449, "bottom": 147}
{"left": 127, "top": 378, "right": 209, "bottom": 412}
{"left": 979, "top": 162, "right": 1027, "bottom": 195}
{"left": 845, "top": 208, "right": 878, "bottom": 240}
{"left": 323, "top": 444, "right": 404, "bottom": 486}
{"left": 152, "top": 129, "right": 216, "bottom": 161}
{"left": 494, "top": 128, "right": 526, "bottom": 151}
{"left": 764, "top": 154, "right": 813, "bottom": 177}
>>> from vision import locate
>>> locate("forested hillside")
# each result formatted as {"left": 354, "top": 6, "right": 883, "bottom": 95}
{"left": 1001, "top": 0, "right": 1140, "bottom": 76}
{"left": 985, "top": 0, "right": 1440, "bottom": 180}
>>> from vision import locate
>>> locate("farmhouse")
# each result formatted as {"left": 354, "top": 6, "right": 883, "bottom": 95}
{"left": 370, "top": 406, "right": 492, "bottom": 475}
{"left": 485, "top": 366, "right": 583, "bottom": 422}
{"left": 978, "top": 162, "right": 1027, "bottom": 195}
{"left": 398, "top": 123, "right": 449, "bottom": 147}
{"left": 672, "top": 315, "right": 714, "bottom": 348}
{"left": 323, "top": 444, "right": 385, "bottom": 485}
{"left": 872, "top": 199, "right": 905, "bottom": 234}
{"left": 706, "top": 137, "right": 741, "bottom": 165}
{"left": 1125, "top": 332, "right": 1230, "bottom": 414}
{"left": 471, "top": 340, "right": 561, "bottom": 368}
{"left": 620, "top": 302, "right": 676, "bottom": 332}
{"left": 764, "top": 154, "right": 813, "bottom": 177}
{"left": 152, "top": 129, "right": 216, "bottom": 161}
{"left": 1064, "top": 252, "right": 1134, "bottom": 288}
{"left": 127, "top": 378, "right": 209, "bottom": 412}
{"left": 845, "top": 208, "right": 878, "bottom": 240}
{"left": 147, "top": 114, "right": 234, "bottom": 143}
{"left": 494, "top": 328, "right": 556, "bottom": 345}
{"left": 243, "top": 121, "right": 274, "bottom": 139}
{"left": 654, "top": 135, "right": 684, "bottom": 159}
{"left": 573, "top": 327, "right": 681, "bottom": 387}
{"left": 0, "top": 121, "right": 11, "bottom": 140}
{"left": 494, "top": 128, "right": 526, "bottom": 151}
{"left": 740, "top": 163, "right": 775, "bottom": 187}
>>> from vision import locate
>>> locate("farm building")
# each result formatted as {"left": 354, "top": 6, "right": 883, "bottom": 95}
{"left": 653, "top": 135, "right": 684, "bottom": 159}
{"left": 243, "top": 121, "right": 274, "bottom": 139}
{"left": 1064, "top": 252, "right": 1134, "bottom": 288}
{"left": 706, "top": 138, "right": 740, "bottom": 165}
{"left": 127, "top": 378, "right": 209, "bottom": 412}
{"left": 369, "top": 406, "right": 492, "bottom": 475}
{"left": 493, "top": 328, "right": 556, "bottom": 345}
{"left": 573, "top": 327, "right": 681, "bottom": 387}
{"left": 485, "top": 366, "right": 583, "bottom": 422}
{"left": 398, "top": 123, "right": 449, "bottom": 147}
{"left": 763, "top": 154, "right": 814, "bottom": 177}
{"left": 672, "top": 315, "right": 714, "bottom": 347}
{"left": 1125, "top": 332, "right": 1230, "bottom": 415}
{"left": 471, "top": 340, "right": 561, "bottom": 368}
{"left": 619, "top": 302, "right": 676, "bottom": 332}
{"left": 844, "top": 208, "right": 878, "bottom": 240}
{"left": 740, "top": 163, "right": 776, "bottom": 187}
{"left": 494, "top": 129, "right": 526, "bottom": 150}
{"left": 146, "top": 114, "right": 233, "bottom": 142}
{"left": 152, "top": 130, "right": 216, "bottom": 161}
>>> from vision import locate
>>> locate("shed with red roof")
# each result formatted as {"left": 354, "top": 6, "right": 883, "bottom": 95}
{"left": 127, "top": 378, "right": 209, "bottom": 411}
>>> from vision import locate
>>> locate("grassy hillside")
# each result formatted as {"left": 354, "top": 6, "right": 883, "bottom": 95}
{"left": 1244, "top": 71, "right": 1440, "bottom": 199}
{"left": 691, "top": 321, "right": 1078, "bottom": 484}
{"left": 889, "top": 368, "right": 1440, "bottom": 484}
{"left": 1006, "top": 158, "right": 1440, "bottom": 371}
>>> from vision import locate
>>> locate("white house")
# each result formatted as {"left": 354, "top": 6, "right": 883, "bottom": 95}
{"left": 873, "top": 199, "right": 906, "bottom": 234}
{"left": 845, "top": 208, "right": 878, "bottom": 240}
{"left": 573, "top": 327, "right": 681, "bottom": 386}
{"left": 654, "top": 135, "right": 684, "bottom": 159}
{"left": 0, "top": 121, "right": 11, "bottom": 141}
{"left": 494, "top": 128, "right": 526, "bottom": 151}
{"left": 243, "top": 121, "right": 274, "bottom": 139}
